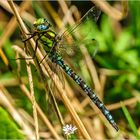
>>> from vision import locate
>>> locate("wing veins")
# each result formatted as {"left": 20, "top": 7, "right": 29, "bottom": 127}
{"left": 61, "top": 6, "right": 101, "bottom": 38}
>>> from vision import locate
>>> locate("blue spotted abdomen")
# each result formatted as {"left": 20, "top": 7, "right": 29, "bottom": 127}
{"left": 49, "top": 52, "right": 118, "bottom": 131}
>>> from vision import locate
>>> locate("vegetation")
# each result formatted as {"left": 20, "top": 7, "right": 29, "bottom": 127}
{"left": 0, "top": 1, "right": 140, "bottom": 139}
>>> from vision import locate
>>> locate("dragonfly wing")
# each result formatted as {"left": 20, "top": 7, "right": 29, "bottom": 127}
{"left": 60, "top": 6, "right": 101, "bottom": 38}
{"left": 58, "top": 6, "right": 101, "bottom": 57}
{"left": 59, "top": 38, "right": 99, "bottom": 59}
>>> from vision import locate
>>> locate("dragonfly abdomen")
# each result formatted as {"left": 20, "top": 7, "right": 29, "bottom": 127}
{"left": 49, "top": 52, "right": 119, "bottom": 131}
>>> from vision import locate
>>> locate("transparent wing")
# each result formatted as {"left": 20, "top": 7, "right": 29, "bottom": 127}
{"left": 59, "top": 38, "right": 99, "bottom": 57}
{"left": 50, "top": 60, "right": 66, "bottom": 89}
{"left": 60, "top": 6, "right": 101, "bottom": 39}
{"left": 58, "top": 6, "right": 101, "bottom": 57}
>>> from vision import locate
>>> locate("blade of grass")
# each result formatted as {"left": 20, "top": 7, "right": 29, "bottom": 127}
{"left": 121, "top": 102, "right": 140, "bottom": 139}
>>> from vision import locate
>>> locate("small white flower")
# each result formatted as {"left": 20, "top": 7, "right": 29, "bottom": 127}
{"left": 63, "top": 124, "right": 77, "bottom": 136}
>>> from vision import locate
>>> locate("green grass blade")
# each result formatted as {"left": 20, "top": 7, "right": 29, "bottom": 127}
{"left": 121, "top": 102, "right": 140, "bottom": 139}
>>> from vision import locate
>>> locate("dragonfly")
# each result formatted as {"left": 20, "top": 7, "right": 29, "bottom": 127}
{"left": 23, "top": 6, "right": 119, "bottom": 131}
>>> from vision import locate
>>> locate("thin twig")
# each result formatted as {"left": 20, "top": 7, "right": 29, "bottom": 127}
{"left": 26, "top": 60, "right": 39, "bottom": 140}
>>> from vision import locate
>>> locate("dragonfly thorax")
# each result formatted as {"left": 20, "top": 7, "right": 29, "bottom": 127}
{"left": 33, "top": 18, "right": 51, "bottom": 32}
{"left": 39, "top": 30, "right": 57, "bottom": 51}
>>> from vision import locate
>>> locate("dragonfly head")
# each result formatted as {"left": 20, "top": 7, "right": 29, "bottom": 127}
{"left": 33, "top": 18, "right": 51, "bottom": 31}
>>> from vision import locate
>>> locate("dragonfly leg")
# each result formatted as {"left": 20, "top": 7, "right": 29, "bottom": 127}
{"left": 39, "top": 53, "right": 48, "bottom": 64}
{"left": 23, "top": 36, "right": 41, "bottom": 60}
{"left": 12, "top": 35, "right": 40, "bottom": 61}
{"left": 23, "top": 34, "right": 43, "bottom": 60}
{"left": 39, "top": 41, "right": 57, "bottom": 64}
{"left": 31, "top": 37, "right": 40, "bottom": 59}
{"left": 22, "top": 32, "right": 36, "bottom": 42}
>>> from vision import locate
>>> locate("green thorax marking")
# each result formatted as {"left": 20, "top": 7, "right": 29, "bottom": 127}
{"left": 40, "top": 30, "right": 56, "bottom": 51}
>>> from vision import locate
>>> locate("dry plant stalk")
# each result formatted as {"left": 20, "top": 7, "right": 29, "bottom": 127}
{"left": 8, "top": 0, "right": 91, "bottom": 139}
{"left": 0, "top": 87, "right": 35, "bottom": 139}
{"left": 19, "top": 83, "right": 60, "bottom": 139}
{"left": 7, "top": 1, "right": 60, "bottom": 139}
{"left": 57, "top": 0, "right": 105, "bottom": 136}
{"left": 26, "top": 60, "right": 39, "bottom": 140}
{"left": 0, "top": 1, "right": 30, "bottom": 70}
{"left": 93, "top": 0, "right": 128, "bottom": 20}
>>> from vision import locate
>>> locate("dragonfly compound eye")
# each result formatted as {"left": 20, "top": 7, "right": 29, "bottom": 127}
{"left": 37, "top": 25, "right": 49, "bottom": 31}
{"left": 33, "top": 18, "right": 51, "bottom": 31}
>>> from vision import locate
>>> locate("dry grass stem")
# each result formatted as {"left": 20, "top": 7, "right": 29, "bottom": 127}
{"left": 99, "top": 74, "right": 107, "bottom": 100}
{"left": 0, "top": 1, "right": 30, "bottom": 50}
{"left": 64, "top": 79, "right": 85, "bottom": 113}
{"left": 20, "top": 83, "right": 61, "bottom": 139}
{"left": 49, "top": 88, "right": 65, "bottom": 127}
{"left": 100, "top": 68, "right": 129, "bottom": 76}
{"left": 8, "top": 0, "right": 91, "bottom": 139}
{"left": 80, "top": 44, "right": 101, "bottom": 93}
{"left": 42, "top": 62, "right": 91, "bottom": 139}
{"left": 0, "top": 1, "right": 35, "bottom": 22}
{"left": 57, "top": 0, "right": 75, "bottom": 25}
{"left": 26, "top": 60, "right": 39, "bottom": 140}
{"left": 87, "top": 96, "right": 140, "bottom": 117}
{"left": 7, "top": 2, "right": 61, "bottom": 138}
{"left": 0, "top": 87, "right": 35, "bottom": 139}
{"left": 44, "top": 1, "right": 63, "bottom": 28}
{"left": 58, "top": 0, "right": 101, "bottom": 96}
{"left": 12, "top": 45, "right": 49, "bottom": 77}
{"left": 93, "top": 0, "right": 128, "bottom": 20}
{"left": 58, "top": 0, "right": 108, "bottom": 135}
{"left": 0, "top": 1, "right": 30, "bottom": 67}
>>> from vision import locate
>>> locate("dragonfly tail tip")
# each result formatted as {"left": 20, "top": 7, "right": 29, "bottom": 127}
{"left": 112, "top": 122, "right": 119, "bottom": 132}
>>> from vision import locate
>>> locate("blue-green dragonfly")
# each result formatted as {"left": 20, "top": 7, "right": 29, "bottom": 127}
{"left": 23, "top": 6, "right": 118, "bottom": 131}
